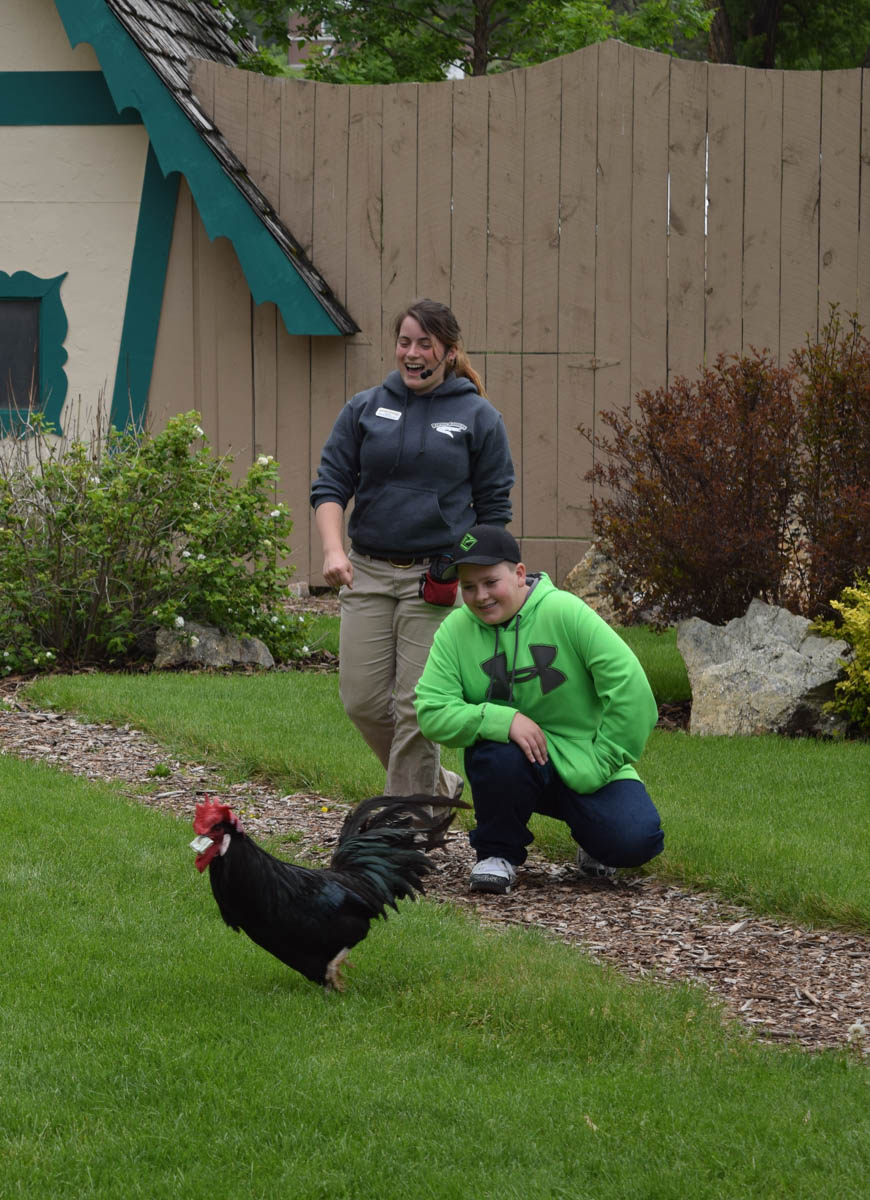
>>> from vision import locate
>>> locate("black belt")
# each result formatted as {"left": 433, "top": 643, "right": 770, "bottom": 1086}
{"left": 357, "top": 551, "right": 431, "bottom": 568}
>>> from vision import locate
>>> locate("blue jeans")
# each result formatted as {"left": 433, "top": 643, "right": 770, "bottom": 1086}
{"left": 464, "top": 740, "right": 664, "bottom": 868}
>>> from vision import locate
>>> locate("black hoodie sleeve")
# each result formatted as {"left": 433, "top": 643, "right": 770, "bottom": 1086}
{"left": 470, "top": 415, "right": 514, "bottom": 525}
{"left": 309, "top": 401, "right": 361, "bottom": 510}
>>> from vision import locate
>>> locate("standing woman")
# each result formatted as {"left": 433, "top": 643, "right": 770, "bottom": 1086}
{"left": 310, "top": 299, "right": 515, "bottom": 800}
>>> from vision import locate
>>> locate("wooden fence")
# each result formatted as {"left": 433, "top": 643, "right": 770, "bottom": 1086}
{"left": 147, "top": 41, "right": 870, "bottom": 584}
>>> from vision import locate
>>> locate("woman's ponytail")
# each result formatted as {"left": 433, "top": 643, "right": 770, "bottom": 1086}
{"left": 453, "top": 347, "right": 486, "bottom": 397}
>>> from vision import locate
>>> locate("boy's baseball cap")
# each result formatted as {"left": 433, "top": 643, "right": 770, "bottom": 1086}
{"left": 441, "top": 525, "right": 522, "bottom": 579}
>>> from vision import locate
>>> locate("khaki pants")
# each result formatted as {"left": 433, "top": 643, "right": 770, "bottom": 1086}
{"left": 338, "top": 550, "right": 463, "bottom": 798}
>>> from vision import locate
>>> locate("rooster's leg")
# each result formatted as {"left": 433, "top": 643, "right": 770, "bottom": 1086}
{"left": 323, "top": 947, "right": 353, "bottom": 993}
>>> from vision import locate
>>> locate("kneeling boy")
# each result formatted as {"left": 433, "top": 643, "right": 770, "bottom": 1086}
{"left": 414, "top": 525, "right": 664, "bottom": 893}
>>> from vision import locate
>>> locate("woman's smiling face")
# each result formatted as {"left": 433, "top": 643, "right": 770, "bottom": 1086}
{"left": 395, "top": 315, "right": 451, "bottom": 393}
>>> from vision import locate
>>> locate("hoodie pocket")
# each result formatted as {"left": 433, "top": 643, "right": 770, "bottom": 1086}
{"left": 353, "top": 483, "right": 451, "bottom": 545}
{"left": 557, "top": 736, "right": 611, "bottom": 795}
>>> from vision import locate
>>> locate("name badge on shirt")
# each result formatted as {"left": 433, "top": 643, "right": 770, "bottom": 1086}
{"left": 375, "top": 407, "right": 402, "bottom": 421}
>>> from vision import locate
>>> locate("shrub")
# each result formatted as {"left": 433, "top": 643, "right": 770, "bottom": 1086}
{"left": 814, "top": 570, "right": 870, "bottom": 734}
{"left": 0, "top": 410, "right": 309, "bottom": 672}
{"left": 580, "top": 351, "right": 801, "bottom": 626}
{"left": 582, "top": 307, "right": 870, "bottom": 626}
{"left": 791, "top": 308, "right": 870, "bottom": 618}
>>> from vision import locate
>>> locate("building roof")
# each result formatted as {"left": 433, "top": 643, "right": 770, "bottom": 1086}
{"left": 56, "top": 0, "right": 357, "bottom": 336}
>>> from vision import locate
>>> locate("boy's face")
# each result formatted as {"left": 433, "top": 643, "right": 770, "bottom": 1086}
{"left": 458, "top": 560, "right": 528, "bottom": 625}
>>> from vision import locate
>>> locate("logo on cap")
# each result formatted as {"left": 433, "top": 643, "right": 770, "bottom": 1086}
{"left": 459, "top": 533, "right": 478, "bottom": 551}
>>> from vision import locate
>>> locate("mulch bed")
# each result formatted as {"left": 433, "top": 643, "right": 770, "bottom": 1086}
{"left": 2, "top": 672, "right": 867, "bottom": 1056}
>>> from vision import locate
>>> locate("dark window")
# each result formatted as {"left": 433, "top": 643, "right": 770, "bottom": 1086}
{"left": 0, "top": 297, "right": 40, "bottom": 409}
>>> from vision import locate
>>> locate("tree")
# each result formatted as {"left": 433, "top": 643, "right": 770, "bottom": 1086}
{"left": 705, "top": 1, "right": 870, "bottom": 69}
{"left": 215, "top": 1, "right": 713, "bottom": 82}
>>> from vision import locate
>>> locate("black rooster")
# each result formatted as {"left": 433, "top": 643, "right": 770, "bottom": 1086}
{"left": 191, "top": 794, "right": 467, "bottom": 992}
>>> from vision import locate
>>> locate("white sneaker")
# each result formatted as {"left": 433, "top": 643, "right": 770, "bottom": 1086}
{"left": 469, "top": 856, "right": 517, "bottom": 894}
{"left": 575, "top": 846, "right": 616, "bottom": 880}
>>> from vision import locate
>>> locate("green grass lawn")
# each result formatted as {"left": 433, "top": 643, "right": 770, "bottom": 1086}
{"left": 3, "top": 754, "right": 868, "bottom": 1200}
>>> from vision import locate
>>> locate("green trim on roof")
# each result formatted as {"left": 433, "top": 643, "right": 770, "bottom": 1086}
{"left": 111, "top": 144, "right": 180, "bottom": 431}
{"left": 54, "top": 0, "right": 345, "bottom": 336}
{"left": 0, "top": 270, "right": 68, "bottom": 434}
{"left": 0, "top": 71, "right": 142, "bottom": 124}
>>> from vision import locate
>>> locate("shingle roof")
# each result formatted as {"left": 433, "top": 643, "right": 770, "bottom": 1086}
{"left": 103, "top": 0, "right": 358, "bottom": 334}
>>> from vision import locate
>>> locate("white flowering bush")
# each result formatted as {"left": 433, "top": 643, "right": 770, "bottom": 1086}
{"left": 0, "top": 410, "right": 310, "bottom": 672}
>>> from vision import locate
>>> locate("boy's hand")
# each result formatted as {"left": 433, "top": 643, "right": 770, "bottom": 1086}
{"left": 509, "top": 713, "right": 549, "bottom": 765}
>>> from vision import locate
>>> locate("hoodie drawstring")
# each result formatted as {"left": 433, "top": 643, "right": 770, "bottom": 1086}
{"left": 485, "top": 613, "right": 522, "bottom": 703}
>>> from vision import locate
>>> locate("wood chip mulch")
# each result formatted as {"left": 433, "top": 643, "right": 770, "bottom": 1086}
{"left": 2, "top": 675, "right": 867, "bottom": 1058}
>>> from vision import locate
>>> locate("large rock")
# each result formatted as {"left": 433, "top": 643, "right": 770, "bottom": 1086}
{"left": 562, "top": 546, "right": 630, "bottom": 624}
{"left": 677, "top": 599, "right": 851, "bottom": 737}
{"left": 154, "top": 621, "right": 274, "bottom": 670}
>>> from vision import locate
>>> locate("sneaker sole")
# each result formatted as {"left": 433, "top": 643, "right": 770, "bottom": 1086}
{"left": 469, "top": 876, "right": 513, "bottom": 894}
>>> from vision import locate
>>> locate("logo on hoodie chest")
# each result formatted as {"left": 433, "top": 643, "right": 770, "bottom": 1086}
{"left": 481, "top": 645, "right": 567, "bottom": 700}
{"left": 431, "top": 421, "right": 468, "bottom": 439}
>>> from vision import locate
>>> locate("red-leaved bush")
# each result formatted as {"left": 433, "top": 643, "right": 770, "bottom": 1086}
{"left": 791, "top": 310, "right": 870, "bottom": 618}
{"left": 581, "top": 308, "right": 870, "bottom": 625}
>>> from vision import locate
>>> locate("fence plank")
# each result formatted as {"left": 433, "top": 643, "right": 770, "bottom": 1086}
{"left": 521, "top": 354, "right": 558, "bottom": 535}
{"left": 484, "top": 352, "right": 523, "bottom": 534}
{"left": 743, "top": 68, "right": 783, "bottom": 359}
{"left": 667, "top": 56, "right": 707, "bottom": 381}
{"left": 452, "top": 75, "right": 489, "bottom": 351}
{"left": 308, "top": 339, "right": 348, "bottom": 583}
{"left": 189, "top": 58, "right": 215, "bottom": 121}
{"left": 706, "top": 63, "right": 745, "bottom": 363}
{"left": 192, "top": 204, "right": 219, "bottom": 442}
{"left": 381, "top": 83, "right": 418, "bottom": 362}
{"left": 212, "top": 62, "right": 248, "bottom": 163}
{"left": 519, "top": 537, "right": 557, "bottom": 581}
{"left": 214, "top": 240, "right": 254, "bottom": 473}
{"left": 819, "top": 69, "right": 861, "bottom": 317}
{"left": 630, "top": 46, "right": 670, "bottom": 403}
{"left": 279, "top": 79, "right": 316, "bottom": 257}
{"left": 780, "top": 70, "right": 821, "bottom": 355}
{"left": 312, "top": 82, "right": 349, "bottom": 306}
{"left": 861, "top": 70, "right": 870, "bottom": 321}
{"left": 416, "top": 81, "right": 453, "bottom": 305}
{"left": 276, "top": 330, "right": 312, "bottom": 577}
{"left": 596, "top": 40, "right": 635, "bottom": 420}
{"left": 253, "top": 301, "right": 278, "bottom": 460}
{"left": 556, "top": 539, "right": 589, "bottom": 585}
{"left": 245, "top": 73, "right": 282, "bottom": 208}
{"left": 522, "top": 57, "right": 562, "bottom": 354}
{"left": 487, "top": 68, "right": 525, "bottom": 354}
{"left": 149, "top": 179, "right": 196, "bottom": 431}
{"left": 559, "top": 45, "right": 597, "bottom": 358}
{"left": 346, "top": 84, "right": 383, "bottom": 390}
{"left": 558, "top": 355, "right": 595, "bottom": 540}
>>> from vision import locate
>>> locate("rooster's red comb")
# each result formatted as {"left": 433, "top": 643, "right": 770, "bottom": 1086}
{"left": 193, "top": 798, "right": 244, "bottom": 837}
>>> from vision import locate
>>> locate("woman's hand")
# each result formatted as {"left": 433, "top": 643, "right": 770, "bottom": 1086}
{"left": 315, "top": 502, "right": 353, "bottom": 589}
{"left": 322, "top": 548, "right": 353, "bottom": 590}
{"left": 509, "top": 713, "right": 548, "bottom": 765}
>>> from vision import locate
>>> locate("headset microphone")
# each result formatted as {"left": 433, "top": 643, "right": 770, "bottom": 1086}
{"left": 420, "top": 350, "right": 453, "bottom": 380}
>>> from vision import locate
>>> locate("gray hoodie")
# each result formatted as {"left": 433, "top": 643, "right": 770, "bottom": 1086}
{"left": 310, "top": 369, "right": 514, "bottom": 558}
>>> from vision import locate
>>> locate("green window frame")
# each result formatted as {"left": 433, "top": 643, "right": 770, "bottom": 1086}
{"left": 0, "top": 271, "right": 68, "bottom": 433}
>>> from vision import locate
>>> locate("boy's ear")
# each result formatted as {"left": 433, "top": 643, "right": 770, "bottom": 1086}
{"left": 516, "top": 561, "right": 527, "bottom": 583}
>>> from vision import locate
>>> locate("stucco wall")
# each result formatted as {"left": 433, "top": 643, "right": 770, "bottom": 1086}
{"left": 0, "top": 0, "right": 99, "bottom": 71}
{"left": 0, "top": 0, "right": 149, "bottom": 429}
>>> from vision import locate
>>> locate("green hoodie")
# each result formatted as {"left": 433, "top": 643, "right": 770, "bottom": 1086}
{"left": 414, "top": 573, "right": 658, "bottom": 795}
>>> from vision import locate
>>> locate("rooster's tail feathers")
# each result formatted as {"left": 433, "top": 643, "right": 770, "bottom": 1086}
{"left": 330, "top": 794, "right": 468, "bottom": 912}
{"left": 337, "top": 794, "right": 467, "bottom": 852}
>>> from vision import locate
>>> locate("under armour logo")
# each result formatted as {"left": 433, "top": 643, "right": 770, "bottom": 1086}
{"left": 481, "top": 644, "right": 567, "bottom": 700}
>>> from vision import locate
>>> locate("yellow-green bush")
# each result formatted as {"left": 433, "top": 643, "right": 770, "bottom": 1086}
{"left": 815, "top": 569, "right": 870, "bottom": 734}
